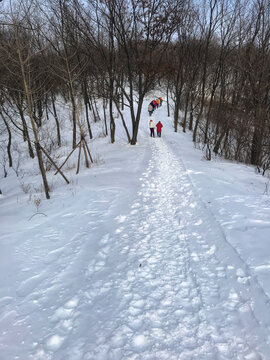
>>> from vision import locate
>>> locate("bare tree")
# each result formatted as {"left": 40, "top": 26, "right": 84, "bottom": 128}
{"left": 203, "top": 0, "right": 240, "bottom": 145}
{"left": 39, "top": 0, "right": 88, "bottom": 148}
{"left": 0, "top": 1, "right": 51, "bottom": 198}
{"left": 192, "top": 0, "right": 222, "bottom": 143}
{"left": 168, "top": 2, "right": 200, "bottom": 133}
{"left": 70, "top": 0, "right": 122, "bottom": 143}
{"left": 0, "top": 110, "right": 12, "bottom": 168}
{"left": 0, "top": 0, "right": 71, "bottom": 198}
{"left": 77, "top": 0, "right": 184, "bottom": 144}
{"left": 244, "top": 0, "right": 270, "bottom": 166}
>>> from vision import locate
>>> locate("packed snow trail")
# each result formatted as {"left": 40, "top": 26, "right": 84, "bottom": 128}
{"left": 39, "top": 137, "right": 270, "bottom": 359}
{"left": 2, "top": 136, "right": 270, "bottom": 359}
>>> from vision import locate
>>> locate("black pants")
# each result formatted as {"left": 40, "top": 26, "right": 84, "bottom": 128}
{"left": 150, "top": 128, "right": 155, "bottom": 137}
{"left": 157, "top": 132, "right": 161, "bottom": 137}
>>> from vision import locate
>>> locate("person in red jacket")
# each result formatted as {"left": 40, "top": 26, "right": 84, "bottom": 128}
{"left": 151, "top": 100, "right": 157, "bottom": 110}
{"left": 156, "top": 121, "right": 163, "bottom": 137}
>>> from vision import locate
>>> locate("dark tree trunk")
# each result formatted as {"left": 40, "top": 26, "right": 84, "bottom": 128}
{"left": 103, "top": 98, "right": 108, "bottom": 136}
{"left": 250, "top": 126, "right": 262, "bottom": 165}
{"left": 2, "top": 113, "right": 13, "bottom": 167}
{"left": 109, "top": 97, "right": 115, "bottom": 143}
{"left": 18, "top": 108, "right": 35, "bottom": 159}
{"left": 51, "top": 93, "right": 61, "bottom": 147}
{"left": 130, "top": 121, "right": 139, "bottom": 145}
{"left": 35, "top": 142, "right": 50, "bottom": 199}
{"left": 166, "top": 85, "right": 170, "bottom": 117}
{"left": 174, "top": 100, "right": 180, "bottom": 132}
{"left": 182, "top": 90, "right": 190, "bottom": 133}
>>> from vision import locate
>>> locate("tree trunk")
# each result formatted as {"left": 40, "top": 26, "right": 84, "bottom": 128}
{"left": 130, "top": 121, "right": 139, "bottom": 145}
{"left": 130, "top": 99, "right": 143, "bottom": 145}
{"left": 16, "top": 28, "right": 50, "bottom": 199}
{"left": 2, "top": 114, "right": 13, "bottom": 167}
{"left": 113, "top": 99, "right": 131, "bottom": 143}
{"left": 51, "top": 93, "right": 61, "bottom": 147}
{"left": 81, "top": 81, "right": 93, "bottom": 140}
{"left": 89, "top": 96, "right": 98, "bottom": 122}
{"left": 213, "top": 127, "right": 226, "bottom": 155}
{"left": 166, "top": 85, "right": 170, "bottom": 117}
{"left": 103, "top": 98, "right": 108, "bottom": 136}
{"left": 182, "top": 90, "right": 190, "bottom": 133}
{"left": 174, "top": 100, "right": 180, "bottom": 132}
{"left": 250, "top": 126, "right": 262, "bottom": 165}
{"left": 36, "top": 98, "right": 43, "bottom": 127}
{"left": 70, "top": 88, "right": 77, "bottom": 150}
{"left": 189, "top": 92, "right": 195, "bottom": 131}
{"left": 35, "top": 142, "right": 50, "bottom": 199}
{"left": 109, "top": 97, "right": 115, "bottom": 143}
{"left": 85, "top": 102, "right": 93, "bottom": 140}
{"left": 18, "top": 107, "right": 35, "bottom": 158}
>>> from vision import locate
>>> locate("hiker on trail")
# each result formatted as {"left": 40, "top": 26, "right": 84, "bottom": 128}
{"left": 151, "top": 100, "right": 157, "bottom": 110}
{"left": 156, "top": 121, "right": 163, "bottom": 137}
{"left": 155, "top": 99, "right": 160, "bottom": 108}
{"left": 159, "top": 97, "right": 163, "bottom": 106}
{"left": 148, "top": 104, "right": 153, "bottom": 116}
{"left": 149, "top": 119, "right": 155, "bottom": 137}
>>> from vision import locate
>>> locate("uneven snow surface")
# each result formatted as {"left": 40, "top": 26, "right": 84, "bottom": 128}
{"left": 1, "top": 104, "right": 270, "bottom": 359}
{"left": 0, "top": 98, "right": 270, "bottom": 360}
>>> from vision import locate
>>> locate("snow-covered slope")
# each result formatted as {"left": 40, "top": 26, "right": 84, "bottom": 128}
{"left": 1, "top": 99, "right": 270, "bottom": 359}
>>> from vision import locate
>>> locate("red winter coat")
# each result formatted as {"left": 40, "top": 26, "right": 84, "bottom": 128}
{"left": 152, "top": 100, "right": 157, "bottom": 107}
{"left": 156, "top": 121, "right": 163, "bottom": 132}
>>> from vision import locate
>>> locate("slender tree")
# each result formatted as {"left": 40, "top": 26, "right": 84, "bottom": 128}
{"left": 1, "top": 1, "right": 51, "bottom": 198}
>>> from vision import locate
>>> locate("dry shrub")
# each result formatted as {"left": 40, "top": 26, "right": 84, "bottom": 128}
{"left": 21, "top": 182, "right": 31, "bottom": 194}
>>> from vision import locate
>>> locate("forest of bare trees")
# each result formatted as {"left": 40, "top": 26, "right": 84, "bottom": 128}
{"left": 1, "top": 0, "right": 270, "bottom": 199}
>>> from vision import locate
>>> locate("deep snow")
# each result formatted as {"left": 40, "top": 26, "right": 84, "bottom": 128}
{"left": 1, "top": 98, "right": 270, "bottom": 359}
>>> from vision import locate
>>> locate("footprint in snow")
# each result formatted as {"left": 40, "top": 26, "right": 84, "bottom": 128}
{"left": 115, "top": 215, "right": 127, "bottom": 223}
{"left": 132, "top": 335, "right": 149, "bottom": 352}
{"left": 46, "top": 334, "right": 65, "bottom": 351}
{"left": 131, "top": 202, "right": 141, "bottom": 208}
{"left": 50, "top": 296, "right": 79, "bottom": 327}
{"left": 97, "top": 245, "right": 110, "bottom": 259}
{"left": 236, "top": 268, "right": 250, "bottom": 284}
{"left": 100, "top": 233, "right": 110, "bottom": 245}
{"left": 38, "top": 299, "right": 78, "bottom": 353}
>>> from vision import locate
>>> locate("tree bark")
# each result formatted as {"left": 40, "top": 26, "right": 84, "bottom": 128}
{"left": 2, "top": 113, "right": 13, "bottom": 168}
{"left": 51, "top": 92, "right": 61, "bottom": 147}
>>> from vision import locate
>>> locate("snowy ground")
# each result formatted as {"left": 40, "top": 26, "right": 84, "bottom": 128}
{"left": 1, "top": 100, "right": 270, "bottom": 359}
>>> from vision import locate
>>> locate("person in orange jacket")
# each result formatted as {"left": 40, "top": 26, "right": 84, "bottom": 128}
{"left": 156, "top": 121, "right": 163, "bottom": 137}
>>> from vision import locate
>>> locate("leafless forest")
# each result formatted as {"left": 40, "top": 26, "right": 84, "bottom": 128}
{"left": 0, "top": 0, "right": 270, "bottom": 199}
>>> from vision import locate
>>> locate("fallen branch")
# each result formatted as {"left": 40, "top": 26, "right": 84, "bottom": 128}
{"left": 28, "top": 212, "right": 48, "bottom": 221}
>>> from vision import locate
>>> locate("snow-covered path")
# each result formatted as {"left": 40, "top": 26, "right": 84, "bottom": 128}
{"left": 76, "top": 137, "right": 270, "bottom": 360}
{"left": 2, "top": 136, "right": 270, "bottom": 359}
